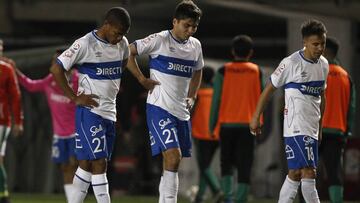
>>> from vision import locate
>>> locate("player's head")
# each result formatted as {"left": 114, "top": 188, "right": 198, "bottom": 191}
{"left": 0, "top": 39, "right": 3, "bottom": 57}
{"left": 324, "top": 37, "right": 339, "bottom": 61}
{"left": 232, "top": 35, "right": 253, "bottom": 60}
{"left": 172, "top": 0, "right": 202, "bottom": 41}
{"left": 301, "top": 19, "right": 327, "bottom": 60}
{"left": 202, "top": 66, "right": 214, "bottom": 85}
{"left": 102, "top": 7, "right": 131, "bottom": 45}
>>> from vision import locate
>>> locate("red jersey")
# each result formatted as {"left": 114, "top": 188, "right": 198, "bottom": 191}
{"left": 0, "top": 60, "right": 23, "bottom": 126}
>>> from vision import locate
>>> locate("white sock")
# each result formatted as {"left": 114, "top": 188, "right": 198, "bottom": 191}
{"left": 70, "top": 167, "right": 92, "bottom": 203}
{"left": 301, "top": 179, "right": 320, "bottom": 203}
{"left": 92, "top": 173, "right": 110, "bottom": 203}
{"left": 159, "top": 176, "right": 165, "bottom": 203}
{"left": 64, "top": 184, "right": 74, "bottom": 203}
{"left": 163, "top": 170, "right": 179, "bottom": 203}
{"left": 278, "top": 175, "right": 300, "bottom": 203}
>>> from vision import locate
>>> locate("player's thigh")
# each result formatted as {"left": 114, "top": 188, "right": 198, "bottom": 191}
{"left": 146, "top": 104, "right": 181, "bottom": 155}
{"left": 75, "top": 107, "right": 113, "bottom": 160}
{"left": 284, "top": 135, "right": 318, "bottom": 171}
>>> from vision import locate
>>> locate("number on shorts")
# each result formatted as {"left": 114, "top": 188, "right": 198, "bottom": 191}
{"left": 163, "top": 128, "right": 178, "bottom": 144}
{"left": 305, "top": 146, "right": 314, "bottom": 161}
{"left": 93, "top": 135, "right": 106, "bottom": 153}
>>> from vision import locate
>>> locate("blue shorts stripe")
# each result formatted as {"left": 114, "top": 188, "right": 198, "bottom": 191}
{"left": 150, "top": 119, "right": 167, "bottom": 149}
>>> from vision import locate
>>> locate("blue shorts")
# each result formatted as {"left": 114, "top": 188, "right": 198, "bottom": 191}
{"left": 75, "top": 106, "right": 116, "bottom": 161}
{"left": 52, "top": 135, "right": 76, "bottom": 163}
{"left": 284, "top": 135, "right": 318, "bottom": 170}
{"left": 146, "top": 104, "right": 192, "bottom": 157}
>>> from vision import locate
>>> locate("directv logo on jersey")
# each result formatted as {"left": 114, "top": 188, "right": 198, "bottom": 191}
{"left": 168, "top": 62, "right": 192, "bottom": 73}
{"left": 96, "top": 67, "right": 121, "bottom": 76}
{"left": 300, "top": 85, "right": 322, "bottom": 95}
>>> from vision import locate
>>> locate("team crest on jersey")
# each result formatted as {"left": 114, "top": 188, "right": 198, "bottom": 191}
{"left": 169, "top": 47, "right": 176, "bottom": 52}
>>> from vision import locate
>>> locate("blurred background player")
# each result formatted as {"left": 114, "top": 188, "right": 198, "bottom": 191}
{"left": 210, "top": 35, "right": 263, "bottom": 203}
{"left": 13, "top": 49, "right": 79, "bottom": 202}
{"left": 191, "top": 66, "right": 221, "bottom": 203}
{"left": 320, "top": 37, "right": 356, "bottom": 203}
{"left": 127, "top": 1, "right": 204, "bottom": 202}
{"left": 250, "top": 19, "right": 328, "bottom": 203}
{"left": 0, "top": 39, "right": 23, "bottom": 203}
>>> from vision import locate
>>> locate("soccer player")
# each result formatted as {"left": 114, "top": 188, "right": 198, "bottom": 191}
{"left": 13, "top": 49, "right": 78, "bottom": 202}
{"left": 210, "top": 35, "right": 263, "bottom": 203}
{"left": 250, "top": 19, "right": 328, "bottom": 203}
{"left": 320, "top": 37, "right": 356, "bottom": 203}
{"left": 191, "top": 66, "right": 221, "bottom": 203}
{"left": 51, "top": 7, "right": 157, "bottom": 203}
{"left": 0, "top": 39, "right": 23, "bottom": 203}
{"left": 127, "top": 1, "right": 204, "bottom": 202}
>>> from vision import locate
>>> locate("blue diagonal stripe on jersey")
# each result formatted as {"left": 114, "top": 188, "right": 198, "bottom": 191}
{"left": 149, "top": 55, "right": 196, "bottom": 78}
{"left": 284, "top": 81, "right": 325, "bottom": 97}
{"left": 78, "top": 61, "right": 123, "bottom": 80}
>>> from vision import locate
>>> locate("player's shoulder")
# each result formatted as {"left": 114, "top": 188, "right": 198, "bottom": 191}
{"left": 0, "top": 60, "right": 13, "bottom": 71}
{"left": 319, "top": 55, "right": 329, "bottom": 66}
{"left": 189, "top": 36, "right": 201, "bottom": 44}
{"left": 116, "top": 36, "right": 129, "bottom": 48}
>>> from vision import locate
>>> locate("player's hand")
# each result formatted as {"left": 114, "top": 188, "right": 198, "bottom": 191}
{"left": 185, "top": 97, "right": 195, "bottom": 110}
{"left": 12, "top": 124, "right": 23, "bottom": 137}
{"left": 249, "top": 117, "right": 261, "bottom": 136}
{"left": 74, "top": 93, "right": 99, "bottom": 108}
{"left": 140, "top": 78, "right": 160, "bottom": 93}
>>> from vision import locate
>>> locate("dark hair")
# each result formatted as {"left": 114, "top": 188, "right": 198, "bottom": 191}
{"left": 105, "top": 7, "right": 131, "bottom": 30}
{"left": 202, "top": 66, "right": 214, "bottom": 84}
{"left": 174, "top": 0, "right": 202, "bottom": 22}
{"left": 326, "top": 37, "right": 339, "bottom": 56}
{"left": 232, "top": 35, "right": 253, "bottom": 57}
{"left": 301, "top": 19, "right": 327, "bottom": 38}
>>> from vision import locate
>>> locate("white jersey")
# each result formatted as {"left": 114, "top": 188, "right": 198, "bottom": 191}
{"left": 57, "top": 30, "right": 129, "bottom": 121}
{"left": 134, "top": 30, "right": 204, "bottom": 120}
{"left": 271, "top": 50, "right": 329, "bottom": 140}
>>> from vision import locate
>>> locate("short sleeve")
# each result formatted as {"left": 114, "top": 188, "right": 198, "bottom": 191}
{"left": 270, "top": 58, "right": 292, "bottom": 88}
{"left": 134, "top": 33, "right": 161, "bottom": 56}
{"left": 57, "top": 39, "right": 86, "bottom": 71}
{"left": 121, "top": 37, "right": 130, "bottom": 60}
{"left": 194, "top": 42, "right": 204, "bottom": 71}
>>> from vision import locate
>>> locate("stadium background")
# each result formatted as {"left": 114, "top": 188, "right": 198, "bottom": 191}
{"left": 0, "top": 0, "right": 359, "bottom": 202}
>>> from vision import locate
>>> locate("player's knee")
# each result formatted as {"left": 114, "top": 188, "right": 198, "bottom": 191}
{"left": 163, "top": 148, "right": 182, "bottom": 171}
{"left": 91, "top": 158, "right": 107, "bottom": 174}
{"left": 301, "top": 167, "right": 317, "bottom": 179}
{"left": 288, "top": 169, "right": 301, "bottom": 181}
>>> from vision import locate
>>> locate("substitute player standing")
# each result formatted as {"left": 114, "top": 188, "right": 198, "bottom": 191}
{"left": 127, "top": 1, "right": 204, "bottom": 202}
{"left": 0, "top": 39, "right": 23, "bottom": 203}
{"left": 250, "top": 19, "right": 328, "bottom": 203}
{"left": 51, "top": 7, "right": 157, "bottom": 203}
{"left": 14, "top": 49, "right": 78, "bottom": 202}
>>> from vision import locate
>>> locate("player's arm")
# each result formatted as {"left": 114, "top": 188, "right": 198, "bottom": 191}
{"left": 50, "top": 63, "right": 98, "bottom": 108}
{"left": 14, "top": 65, "right": 49, "bottom": 92}
{"left": 126, "top": 43, "right": 160, "bottom": 92}
{"left": 319, "top": 91, "right": 326, "bottom": 142}
{"left": 209, "top": 68, "right": 223, "bottom": 133}
{"left": 250, "top": 81, "right": 277, "bottom": 136}
{"left": 186, "top": 69, "right": 202, "bottom": 110}
{"left": 7, "top": 66, "right": 23, "bottom": 137}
